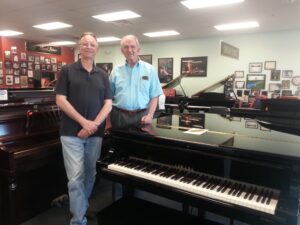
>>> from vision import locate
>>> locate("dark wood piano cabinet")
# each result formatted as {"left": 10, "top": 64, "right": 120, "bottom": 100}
{"left": 0, "top": 100, "right": 67, "bottom": 225}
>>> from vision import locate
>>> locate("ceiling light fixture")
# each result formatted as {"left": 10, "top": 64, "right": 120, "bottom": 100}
{"left": 33, "top": 22, "right": 72, "bottom": 30}
{"left": 143, "top": 30, "right": 180, "bottom": 38}
{"left": 49, "top": 41, "right": 76, "bottom": 46}
{"left": 0, "top": 30, "right": 23, "bottom": 36}
{"left": 214, "top": 21, "right": 259, "bottom": 30}
{"left": 181, "top": 0, "right": 244, "bottom": 9}
{"left": 97, "top": 36, "right": 121, "bottom": 42}
{"left": 92, "top": 10, "right": 141, "bottom": 22}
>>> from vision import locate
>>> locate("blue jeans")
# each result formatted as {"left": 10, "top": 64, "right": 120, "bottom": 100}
{"left": 61, "top": 136, "right": 102, "bottom": 225}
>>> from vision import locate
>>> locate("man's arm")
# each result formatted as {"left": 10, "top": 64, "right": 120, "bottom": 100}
{"left": 141, "top": 96, "right": 158, "bottom": 124}
{"left": 56, "top": 94, "right": 98, "bottom": 133}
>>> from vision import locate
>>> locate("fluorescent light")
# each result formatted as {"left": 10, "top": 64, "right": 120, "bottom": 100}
{"left": 0, "top": 30, "right": 23, "bottom": 36}
{"left": 97, "top": 36, "right": 121, "bottom": 42}
{"left": 214, "top": 21, "right": 259, "bottom": 30}
{"left": 181, "top": 0, "right": 244, "bottom": 9}
{"left": 143, "top": 30, "right": 180, "bottom": 38}
{"left": 33, "top": 22, "right": 72, "bottom": 30}
{"left": 49, "top": 41, "right": 76, "bottom": 46}
{"left": 92, "top": 10, "right": 141, "bottom": 22}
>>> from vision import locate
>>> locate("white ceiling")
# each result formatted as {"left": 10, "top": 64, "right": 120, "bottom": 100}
{"left": 0, "top": 0, "right": 300, "bottom": 45}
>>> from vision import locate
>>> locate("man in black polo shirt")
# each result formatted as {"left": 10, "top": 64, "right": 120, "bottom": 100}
{"left": 55, "top": 32, "right": 112, "bottom": 225}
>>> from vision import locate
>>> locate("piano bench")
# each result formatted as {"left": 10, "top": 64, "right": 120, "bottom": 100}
{"left": 97, "top": 197, "right": 222, "bottom": 225}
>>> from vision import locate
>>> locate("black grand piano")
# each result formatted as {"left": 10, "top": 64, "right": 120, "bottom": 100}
{"left": 98, "top": 109, "right": 300, "bottom": 225}
{"left": 0, "top": 89, "right": 66, "bottom": 225}
{"left": 163, "top": 74, "right": 237, "bottom": 110}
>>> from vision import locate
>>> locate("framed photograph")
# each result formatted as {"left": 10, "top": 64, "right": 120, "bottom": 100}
{"left": 52, "top": 64, "right": 57, "bottom": 72}
{"left": 158, "top": 58, "right": 173, "bottom": 83}
{"left": 234, "top": 70, "right": 244, "bottom": 78}
{"left": 14, "top": 76, "right": 20, "bottom": 84}
{"left": 181, "top": 56, "right": 207, "bottom": 77}
{"left": 20, "top": 52, "right": 27, "bottom": 60}
{"left": 5, "top": 75, "right": 13, "bottom": 85}
{"left": 21, "top": 68, "right": 27, "bottom": 75}
{"left": 35, "top": 64, "right": 41, "bottom": 70}
{"left": 51, "top": 57, "right": 57, "bottom": 63}
{"left": 11, "top": 46, "right": 17, "bottom": 54}
{"left": 269, "top": 83, "right": 281, "bottom": 92}
{"left": 20, "top": 75, "right": 28, "bottom": 88}
{"left": 35, "top": 56, "right": 40, "bottom": 63}
{"left": 249, "top": 62, "right": 262, "bottom": 73}
{"left": 20, "top": 61, "right": 27, "bottom": 68}
{"left": 282, "top": 90, "right": 292, "bottom": 96}
{"left": 13, "top": 62, "right": 19, "bottom": 69}
{"left": 28, "top": 62, "right": 33, "bottom": 70}
{"left": 96, "top": 63, "right": 113, "bottom": 75}
{"left": 4, "top": 50, "right": 11, "bottom": 59}
{"left": 139, "top": 55, "right": 152, "bottom": 64}
{"left": 0, "top": 78, "right": 3, "bottom": 85}
{"left": 45, "top": 58, "right": 50, "bottom": 64}
{"left": 235, "top": 81, "right": 245, "bottom": 89}
{"left": 272, "top": 92, "right": 280, "bottom": 99}
{"left": 14, "top": 69, "right": 20, "bottom": 76}
{"left": 57, "top": 62, "right": 62, "bottom": 69}
{"left": 220, "top": 41, "right": 239, "bottom": 59}
{"left": 28, "top": 55, "right": 35, "bottom": 62}
{"left": 292, "top": 76, "right": 300, "bottom": 86}
{"left": 245, "top": 120, "right": 258, "bottom": 129}
{"left": 270, "top": 70, "right": 281, "bottom": 81}
{"left": 281, "top": 80, "right": 290, "bottom": 89}
{"left": 246, "top": 74, "right": 266, "bottom": 90}
{"left": 264, "top": 61, "right": 276, "bottom": 70}
{"left": 40, "top": 56, "right": 45, "bottom": 63}
{"left": 282, "top": 70, "right": 293, "bottom": 78}
{"left": 28, "top": 70, "right": 33, "bottom": 77}
{"left": 236, "top": 90, "right": 243, "bottom": 97}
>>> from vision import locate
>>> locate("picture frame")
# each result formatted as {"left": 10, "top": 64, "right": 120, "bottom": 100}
{"left": 28, "top": 55, "right": 35, "bottom": 62}
{"left": 14, "top": 76, "right": 20, "bottom": 84}
{"left": 292, "top": 76, "right": 300, "bottom": 86}
{"left": 51, "top": 57, "right": 57, "bottom": 64}
{"left": 158, "top": 58, "right": 173, "bottom": 83}
{"left": 246, "top": 74, "right": 266, "bottom": 90}
{"left": 45, "top": 58, "right": 50, "bottom": 64}
{"left": 282, "top": 70, "right": 293, "bottom": 78}
{"left": 220, "top": 41, "right": 239, "bottom": 59}
{"left": 249, "top": 62, "right": 262, "bottom": 73}
{"left": 234, "top": 70, "right": 244, "bottom": 78}
{"left": 180, "top": 56, "right": 207, "bottom": 77}
{"left": 245, "top": 120, "right": 258, "bottom": 129}
{"left": 96, "top": 63, "right": 113, "bottom": 75}
{"left": 157, "top": 116, "right": 172, "bottom": 129}
{"left": 20, "top": 75, "right": 28, "bottom": 88}
{"left": 235, "top": 81, "right": 245, "bottom": 89}
{"left": 269, "top": 83, "right": 281, "bottom": 92}
{"left": 5, "top": 75, "right": 13, "bottom": 85}
{"left": 270, "top": 70, "right": 281, "bottom": 81}
{"left": 264, "top": 61, "right": 276, "bottom": 70}
{"left": 139, "top": 55, "right": 152, "bottom": 64}
{"left": 281, "top": 80, "right": 290, "bottom": 89}
{"left": 282, "top": 90, "right": 292, "bottom": 96}
{"left": 20, "top": 52, "right": 27, "bottom": 60}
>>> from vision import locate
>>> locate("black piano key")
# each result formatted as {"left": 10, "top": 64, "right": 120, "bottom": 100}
{"left": 221, "top": 181, "right": 232, "bottom": 193}
{"left": 232, "top": 184, "right": 242, "bottom": 196}
{"left": 256, "top": 188, "right": 265, "bottom": 202}
{"left": 249, "top": 187, "right": 258, "bottom": 200}
{"left": 244, "top": 186, "right": 253, "bottom": 199}
{"left": 261, "top": 190, "right": 269, "bottom": 204}
{"left": 237, "top": 184, "right": 246, "bottom": 197}
{"left": 228, "top": 183, "right": 238, "bottom": 195}
{"left": 266, "top": 191, "right": 274, "bottom": 205}
{"left": 217, "top": 180, "right": 227, "bottom": 192}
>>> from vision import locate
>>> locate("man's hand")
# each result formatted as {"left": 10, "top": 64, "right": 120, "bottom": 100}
{"left": 141, "top": 114, "right": 153, "bottom": 124}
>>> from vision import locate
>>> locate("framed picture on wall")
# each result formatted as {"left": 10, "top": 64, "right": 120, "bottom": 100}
{"left": 282, "top": 90, "right": 292, "bottom": 96}
{"left": 281, "top": 80, "right": 290, "bottom": 89}
{"left": 270, "top": 70, "right": 281, "bottom": 81}
{"left": 269, "top": 83, "right": 281, "bottom": 92}
{"left": 96, "top": 63, "right": 113, "bottom": 75}
{"left": 235, "top": 81, "right": 245, "bottom": 89}
{"left": 249, "top": 62, "right": 262, "bottom": 73}
{"left": 246, "top": 74, "right": 266, "bottom": 90}
{"left": 282, "top": 70, "right": 293, "bottom": 78}
{"left": 264, "top": 61, "right": 276, "bottom": 70}
{"left": 292, "top": 76, "right": 300, "bottom": 86}
{"left": 139, "top": 55, "right": 152, "bottom": 64}
{"left": 234, "top": 70, "right": 244, "bottom": 78}
{"left": 180, "top": 56, "right": 207, "bottom": 77}
{"left": 158, "top": 58, "right": 173, "bottom": 83}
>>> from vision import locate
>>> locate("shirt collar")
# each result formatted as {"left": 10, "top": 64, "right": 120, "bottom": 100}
{"left": 75, "top": 59, "right": 100, "bottom": 73}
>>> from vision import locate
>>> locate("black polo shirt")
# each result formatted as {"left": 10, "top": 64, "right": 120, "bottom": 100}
{"left": 55, "top": 60, "right": 112, "bottom": 137}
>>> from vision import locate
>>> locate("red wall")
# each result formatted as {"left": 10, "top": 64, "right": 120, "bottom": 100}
{"left": 0, "top": 37, "right": 75, "bottom": 88}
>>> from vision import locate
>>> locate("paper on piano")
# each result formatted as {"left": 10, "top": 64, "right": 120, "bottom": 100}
{"left": 184, "top": 128, "right": 208, "bottom": 135}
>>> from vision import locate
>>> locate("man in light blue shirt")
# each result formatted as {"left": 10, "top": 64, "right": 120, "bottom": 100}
{"left": 110, "top": 34, "right": 163, "bottom": 124}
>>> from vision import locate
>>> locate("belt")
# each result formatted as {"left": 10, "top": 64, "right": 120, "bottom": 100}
{"left": 114, "top": 107, "right": 146, "bottom": 115}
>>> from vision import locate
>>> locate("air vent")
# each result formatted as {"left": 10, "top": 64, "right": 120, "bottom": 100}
{"left": 46, "top": 34, "right": 79, "bottom": 41}
{"left": 110, "top": 20, "right": 133, "bottom": 27}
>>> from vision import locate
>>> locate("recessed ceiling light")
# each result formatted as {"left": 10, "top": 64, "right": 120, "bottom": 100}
{"left": 33, "top": 22, "right": 72, "bottom": 30}
{"left": 49, "top": 41, "right": 76, "bottom": 46}
{"left": 143, "top": 30, "right": 180, "bottom": 38}
{"left": 181, "top": 0, "right": 244, "bottom": 9}
{"left": 0, "top": 30, "right": 23, "bottom": 36}
{"left": 92, "top": 10, "right": 141, "bottom": 22}
{"left": 97, "top": 36, "right": 121, "bottom": 42}
{"left": 214, "top": 21, "right": 259, "bottom": 30}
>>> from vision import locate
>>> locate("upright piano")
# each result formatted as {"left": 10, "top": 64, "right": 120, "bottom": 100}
{"left": 163, "top": 75, "right": 237, "bottom": 109}
{"left": 99, "top": 110, "right": 300, "bottom": 225}
{"left": 0, "top": 89, "right": 66, "bottom": 225}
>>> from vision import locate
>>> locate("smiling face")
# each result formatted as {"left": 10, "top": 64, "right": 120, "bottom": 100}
{"left": 79, "top": 34, "right": 98, "bottom": 60}
{"left": 121, "top": 35, "right": 140, "bottom": 67}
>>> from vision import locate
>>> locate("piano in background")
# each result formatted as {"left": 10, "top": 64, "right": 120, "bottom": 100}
{"left": 0, "top": 89, "right": 66, "bottom": 225}
{"left": 163, "top": 74, "right": 237, "bottom": 111}
{"left": 99, "top": 110, "right": 300, "bottom": 225}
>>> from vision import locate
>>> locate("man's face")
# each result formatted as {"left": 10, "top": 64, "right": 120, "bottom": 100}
{"left": 79, "top": 35, "right": 98, "bottom": 60}
{"left": 121, "top": 38, "right": 140, "bottom": 64}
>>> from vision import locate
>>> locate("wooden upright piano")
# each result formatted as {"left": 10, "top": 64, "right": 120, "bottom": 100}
{"left": 98, "top": 110, "right": 300, "bottom": 225}
{"left": 0, "top": 89, "right": 66, "bottom": 225}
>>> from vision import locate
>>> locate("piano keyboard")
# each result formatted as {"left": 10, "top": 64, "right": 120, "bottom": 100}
{"left": 108, "top": 157, "right": 279, "bottom": 215}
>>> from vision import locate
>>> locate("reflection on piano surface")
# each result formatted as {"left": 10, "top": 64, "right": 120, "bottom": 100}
{"left": 0, "top": 89, "right": 66, "bottom": 225}
{"left": 99, "top": 111, "right": 300, "bottom": 225}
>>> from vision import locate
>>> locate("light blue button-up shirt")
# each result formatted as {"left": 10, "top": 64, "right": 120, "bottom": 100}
{"left": 110, "top": 60, "right": 163, "bottom": 111}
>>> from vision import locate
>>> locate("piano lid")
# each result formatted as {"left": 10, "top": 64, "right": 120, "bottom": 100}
{"left": 110, "top": 111, "right": 300, "bottom": 160}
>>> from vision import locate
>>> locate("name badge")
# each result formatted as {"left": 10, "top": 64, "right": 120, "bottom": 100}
{"left": 142, "top": 76, "right": 149, "bottom": 80}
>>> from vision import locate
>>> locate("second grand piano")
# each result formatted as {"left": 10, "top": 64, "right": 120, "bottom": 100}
{"left": 99, "top": 111, "right": 300, "bottom": 225}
